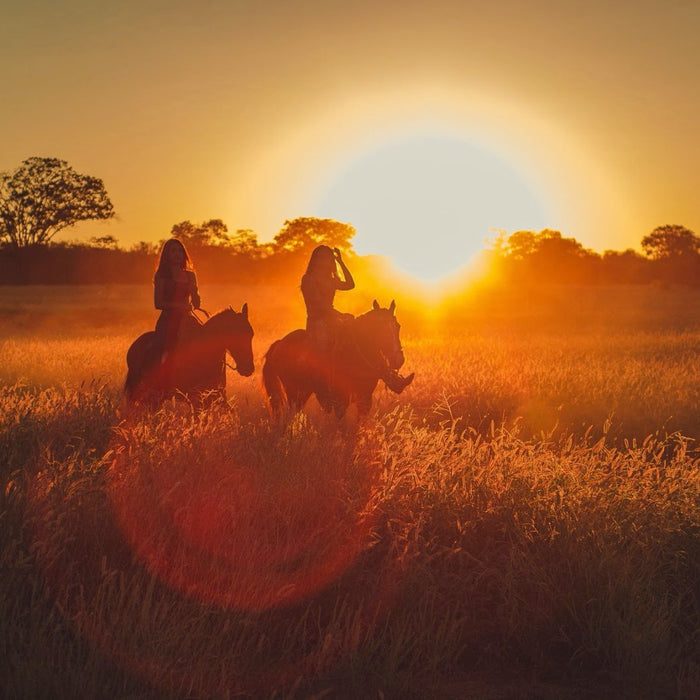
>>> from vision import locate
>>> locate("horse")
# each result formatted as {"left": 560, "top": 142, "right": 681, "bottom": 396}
{"left": 125, "top": 304, "right": 254, "bottom": 404}
{"left": 263, "top": 299, "right": 407, "bottom": 417}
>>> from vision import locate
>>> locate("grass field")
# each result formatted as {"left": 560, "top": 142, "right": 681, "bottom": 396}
{"left": 1, "top": 283, "right": 699, "bottom": 698}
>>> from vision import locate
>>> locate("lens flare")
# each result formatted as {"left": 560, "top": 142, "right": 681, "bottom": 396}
{"left": 26, "top": 407, "right": 403, "bottom": 697}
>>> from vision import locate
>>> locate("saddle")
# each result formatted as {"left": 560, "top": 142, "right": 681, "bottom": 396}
{"left": 149, "top": 312, "right": 203, "bottom": 368}
{"left": 306, "top": 313, "right": 352, "bottom": 357}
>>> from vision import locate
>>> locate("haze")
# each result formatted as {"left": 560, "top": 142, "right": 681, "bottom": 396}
{"left": 2, "top": 0, "right": 699, "bottom": 272}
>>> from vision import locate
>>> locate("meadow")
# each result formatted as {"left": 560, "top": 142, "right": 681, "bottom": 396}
{"left": 1, "top": 282, "right": 699, "bottom": 698}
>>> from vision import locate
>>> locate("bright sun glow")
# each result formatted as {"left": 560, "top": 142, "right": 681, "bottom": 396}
{"left": 313, "top": 132, "right": 551, "bottom": 282}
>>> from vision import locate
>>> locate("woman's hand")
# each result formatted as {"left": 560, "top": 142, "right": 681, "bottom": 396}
{"left": 333, "top": 247, "right": 355, "bottom": 290}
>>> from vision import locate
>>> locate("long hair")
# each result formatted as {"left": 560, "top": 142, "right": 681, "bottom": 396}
{"left": 304, "top": 245, "right": 337, "bottom": 278}
{"left": 154, "top": 238, "right": 194, "bottom": 279}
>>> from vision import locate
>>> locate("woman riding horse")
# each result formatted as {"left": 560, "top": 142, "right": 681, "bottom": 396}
{"left": 300, "top": 245, "right": 413, "bottom": 393}
{"left": 153, "top": 238, "right": 202, "bottom": 367}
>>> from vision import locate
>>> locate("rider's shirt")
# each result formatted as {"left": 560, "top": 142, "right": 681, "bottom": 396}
{"left": 154, "top": 270, "right": 200, "bottom": 313}
{"left": 301, "top": 272, "right": 353, "bottom": 351}
{"left": 301, "top": 273, "right": 338, "bottom": 319}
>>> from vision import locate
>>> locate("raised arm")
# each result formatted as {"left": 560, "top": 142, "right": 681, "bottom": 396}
{"left": 189, "top": 270, "right": 201, "bottom": 309}
{"left": 333, "top": 248, "right": 355, "bottom": 291}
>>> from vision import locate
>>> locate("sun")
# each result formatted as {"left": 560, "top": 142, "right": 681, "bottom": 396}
{"left": 311, "top": 131, "right": 551, "bottom": 282}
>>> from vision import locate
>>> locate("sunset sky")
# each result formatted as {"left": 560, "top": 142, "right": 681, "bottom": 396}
{"left": 2, "top": 0, "right": 699, "bottom": 279}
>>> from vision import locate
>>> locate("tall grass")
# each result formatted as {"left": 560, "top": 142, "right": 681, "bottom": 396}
{"left": 2, "top": 284, "right": 700, "bottom": 697}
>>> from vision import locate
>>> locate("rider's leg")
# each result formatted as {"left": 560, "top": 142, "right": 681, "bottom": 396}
{"left": 155, "top": 312, "right": 184, "bottom": 390}
{"left": 152, "top": 312, "right": 170, "bottom": 366}
{"left": 382, "top": 368, "right": 415, "bottom": 394}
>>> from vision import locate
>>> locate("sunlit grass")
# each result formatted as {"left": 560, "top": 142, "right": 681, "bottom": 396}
{"left": 2, "top": 283, "right": 700, "bottom": 697}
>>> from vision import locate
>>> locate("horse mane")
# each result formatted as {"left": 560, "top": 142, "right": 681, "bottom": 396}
{"left": 352, "top": 303, "right": 392, "bottom": 336}
{"left": 333, "top": 304, "right": 392, "bottom": 370}
{"left": 203, "top": 306, "right": 248, "bottom": 334}
{"left": 207, "top": 306, "right": 234, "bottom": 321}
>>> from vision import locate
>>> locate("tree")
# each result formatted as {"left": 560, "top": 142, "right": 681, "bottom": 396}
{"left": 601, "top": 248, "right": 650, "bottom": 283}
{"left": 491, "top": 229, "right": 539, "bottom": 260}
{"left": 130, "top": 240, "right": 159, "bottom": 255}
{"left": 170, "top": 219, "right": 231, "bottom": 248}
{"left": 272, "top": 217, "right": 356, "bottom": 254}
{"left": 89, "top": 234, "right": 120, "bottom": 249}
{"left": 641, "top": 225, "right": 700, "bottom": 260}
{"left": 228, "top": 229, "right": 263, "bottom": 257}
{"left": 0, "top": 157, "right": 115, "bottom": 248}
{"left": 487, "top": 229, "right": 601, "bottom": 284}
{"left": 169, "top": 220, "right": 264, "bottom": 258}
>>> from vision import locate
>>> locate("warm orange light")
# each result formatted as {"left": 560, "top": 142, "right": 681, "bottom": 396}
{"left": 312, "top": 131, "right": 550, "bottom": 283}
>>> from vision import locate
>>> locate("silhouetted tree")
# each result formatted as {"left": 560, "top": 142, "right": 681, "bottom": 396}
{"left": 130, "top": 240, "right": 159, "bottom": 255}
{"left": 489, "top": 229, "right": 601, "bottom": 283}
{"left": 170, "top": 219, "right": 232, "bottom": 248}
{"left": 0, "top": 157, "right": 114, "bottom": 248}
{"left": 227, "top": 228, "right": 264, "bottom": 257}
{"left": 641, "top": 225, "right": 700, "bottom": 260}
{"left": 272, "top": 217, "right": 355, "bottom": 254}
{"left": 640, "top": 225, "right": 700, "bottom": 285}
{"left": 490, "top": 229, "right": 539, "bottom": 260}
{"left": 89, "top": 234, "right": 119, "bottom": 249}
{"left": 601, "top": 248, "right": 650, "bottom": 284}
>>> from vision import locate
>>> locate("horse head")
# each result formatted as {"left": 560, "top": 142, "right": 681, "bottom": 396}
{"left": 361, "top": 299, "right": 405, "bottom": 371}
{"left": 204, "top": 304, "right": 255, "bottom": 376}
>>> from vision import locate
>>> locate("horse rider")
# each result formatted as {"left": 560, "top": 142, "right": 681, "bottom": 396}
{"left": 301, "top": 244, "right": 413, "bottom": 393}
{"left": 152, "top": 238, "right": 202, "bottom": 367}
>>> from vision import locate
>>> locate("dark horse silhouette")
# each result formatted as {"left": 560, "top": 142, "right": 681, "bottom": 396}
{"left": 125, "top": 305, "right": 254, "bottom": 404}
{"left": 263, "top": 300, "right": 407, "bottom": 416}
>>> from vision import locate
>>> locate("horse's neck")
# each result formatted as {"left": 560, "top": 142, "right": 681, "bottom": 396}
{"left": 177, "top": 314, "right": 202, "bottom": 344}
{"left": 338, "top": 315, "right": 380, "bottom": 369}
{"left": 198, "top": 316, "right": 228, "bottom": 354}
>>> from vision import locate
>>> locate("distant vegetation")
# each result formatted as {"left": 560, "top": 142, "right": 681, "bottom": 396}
{"left": 0, "top": 215, "right": 359, "bottom": 285}
{"left": 2, "top": 220, "right": 700, "bottom": 288}
{"left": 488, "top": 224, "right": 700, "bottom": 286}
{"left": 0, "top": 157, "right": 114, "bottom": 249}
{"left": 2, "top": 156, "right": 700, "bottom": 287}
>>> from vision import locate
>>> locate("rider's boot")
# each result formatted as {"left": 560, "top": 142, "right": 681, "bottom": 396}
{"left": 383, "top": 370, "right": 415, "bottom": 394}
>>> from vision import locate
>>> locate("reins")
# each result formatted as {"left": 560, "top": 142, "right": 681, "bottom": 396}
{"left": 349, "top": 321, "right": 386, "bottom": 374}
{"left": 195, "top": 307, "right": 239, "bottom": 373}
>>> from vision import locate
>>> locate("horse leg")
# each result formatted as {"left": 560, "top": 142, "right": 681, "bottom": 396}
{"left": 286, "top": 387, "right": 311, "bottom": 413}
{"left": 354, "top": 379, "right": 378, "bottom": 417}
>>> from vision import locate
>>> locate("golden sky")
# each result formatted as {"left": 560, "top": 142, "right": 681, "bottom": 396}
{"left": 2, "top": 0, "right": 699, "bottom": 277}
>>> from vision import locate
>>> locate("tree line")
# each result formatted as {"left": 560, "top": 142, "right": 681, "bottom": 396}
{"left": 2, "top": 156, "right": 699, "bottom": 286}
{"left": 0, "top": 215, "right": 357, "bottom": 285}
{"left": 0, "top": 157, "right": 356, "bottom": 284}
{"left": 487, "top": 225, "right": 700, "bottom": 286}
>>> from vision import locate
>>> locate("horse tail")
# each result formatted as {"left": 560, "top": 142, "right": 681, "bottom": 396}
{"left": 124, "top": 346, "right": 145, "bottom": 403}
{"left": 262, "top": 340, "right": 287, "bottom": 412}
{"left": 124, "top": 332, "right": 154, "bottom": 403}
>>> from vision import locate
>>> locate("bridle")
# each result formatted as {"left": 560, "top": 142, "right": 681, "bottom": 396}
{"left": 194, "top": 307, "right": 242, "bottom": 373}
{"left": 349, "top": 318, "right": 396, "bottom": 375}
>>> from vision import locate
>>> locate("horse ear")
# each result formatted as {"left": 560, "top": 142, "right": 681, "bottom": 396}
{"left": 241, "top": 302, "right": 248, "bottom": 318}
{"left": 389, "top": 299, "right": 396, "bottom": 314}
{"left": 372, "top": 299, "right": 380, "bottom": 311}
